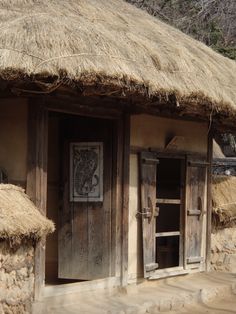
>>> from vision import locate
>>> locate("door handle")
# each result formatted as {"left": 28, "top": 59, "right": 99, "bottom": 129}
{"left": 137, "top": 197, "right": 159, "bottom": 221}
{"left": 138, "top": 197, "right": 153, "bottom": 221}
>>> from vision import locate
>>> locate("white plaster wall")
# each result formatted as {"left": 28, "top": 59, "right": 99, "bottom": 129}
{"left": 128, "top": 114, "right": 208, "bottom": 282}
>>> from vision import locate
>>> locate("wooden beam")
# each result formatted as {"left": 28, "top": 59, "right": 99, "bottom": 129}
{"left": 46, "top": 99, "right": 122, "bottom": 119}
{"left": 206, "top": 130, "right": 213, "bottom": 271}
{"left": 183, "top": 156, "right": 188, "bottom": 270}
{"left": 43, "top": 94, "right": 125, "bottom": 119}
{"left": 156, "top": 231, "right": 180, "bottom": 237}
{"left": 213, "top": 158, "right": 236, "bottom": 166}
{"left": 180, "top": 159, "right": 186, "bottom": 268}
{"left": 114, "top": 118, "right": 123, "bottom": 278}
{"left": 121, "top": 114, "right": 130, "bottom": 287}
{"left": 26, "top": 99, "right": 48, "bottom": 301}
{"left": 130, "top": 146, "right": 204, "bottom": 160}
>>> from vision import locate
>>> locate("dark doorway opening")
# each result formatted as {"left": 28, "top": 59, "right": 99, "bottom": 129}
{"left": 155, "top": 158, "right": 183, "bottom": 269}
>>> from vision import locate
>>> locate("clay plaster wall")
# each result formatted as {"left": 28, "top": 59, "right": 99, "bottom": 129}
{"left": 130, "top": 114, "right": 208, "bottom": 153}
{"left": 211, "top": 228, "right": 236, "bottom": 272}
{"left": 0, "top": 99, "right": 28, "bottom": 187}
{"left": 0, "top": 242, "right": 34, "bottom": 314}
{"left": 128, "top": 114, "right": 208, "bottom": 282}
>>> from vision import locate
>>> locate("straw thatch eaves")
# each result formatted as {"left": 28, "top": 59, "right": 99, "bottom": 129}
{"left": 212, "top": 176, "right": 236, "bottom": 230}
{"left": 0, "top": 184, "right": 54, "bottom": 242}
{"left": 0, "top": 0, "right": 236, "bottom": 126}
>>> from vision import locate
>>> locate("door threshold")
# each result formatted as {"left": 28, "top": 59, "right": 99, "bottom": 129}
{"left": 43, "top": 276, "right": 120, "bottom": 298}
{"left": 148, "top": 266, "right": 189, "bottom": 280}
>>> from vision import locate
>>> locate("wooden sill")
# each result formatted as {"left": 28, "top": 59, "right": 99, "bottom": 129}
{"left": 148, "top": 267, "right": 189, "bottom": 280}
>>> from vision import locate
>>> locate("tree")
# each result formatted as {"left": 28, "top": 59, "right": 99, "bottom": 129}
{"left": 126, "top": 0, "right": 236, "bottom": 60}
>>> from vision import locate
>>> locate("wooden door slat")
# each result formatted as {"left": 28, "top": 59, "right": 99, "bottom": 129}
{"left": 185, "top": 157, "right": 207, "bottom": 269}
{"left": 140, "top": 151, "right": 158, "bottom": 278}
{"left": 187, "top": 256, "right": 204, "bottom": 264}
{"left": 156, "top": 198, "right": 181, "bottom": 204}
{"left": 187, "top": 209, "right": 201, "bottom": 216}
{"left": 156, "top": 231, "right": 180, "bottom": 237}
{"left": 58, "top": 117, "right": 113, "bottom": 280}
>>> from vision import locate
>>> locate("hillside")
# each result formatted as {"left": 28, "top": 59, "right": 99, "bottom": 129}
{"left": 126, "top": 0, "right": 236, "bottom": 60}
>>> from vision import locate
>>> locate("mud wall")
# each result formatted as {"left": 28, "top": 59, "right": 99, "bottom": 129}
{"left": 130, "top": 114, "right": 208, "bottom": 153}
{"left": 211, "top": 228, "right": 236, "bottom": 272}
{"left": 0, "top": 98, "right": 28, "bottom": 187}
{"left": 0, "top": 242, "right": 34, "bottom": 314}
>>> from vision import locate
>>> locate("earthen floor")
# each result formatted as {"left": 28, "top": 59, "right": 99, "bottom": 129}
{"left": 34, "top": 272, "right": 236, "bottom": 313}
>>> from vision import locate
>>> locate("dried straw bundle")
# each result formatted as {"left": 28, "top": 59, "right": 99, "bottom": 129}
{"left": 212, "top": 176, "right": 236, "bottom": 229}
{"left": 0, "top": 184, "right": 54, "bottom": 242}
{"left": 0, "top": 0, "right": 235, "bottom": 119}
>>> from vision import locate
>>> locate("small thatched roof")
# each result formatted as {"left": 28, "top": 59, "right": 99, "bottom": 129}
{"left": 213, "top": 140, "right": 225, "bottom": 159}
{"left": 0, "top": 0, "right": 236, "bottom": 124}
{"left": 212, "top": 176, "right": 236, "bottom": 229}
{"left": 0, "top": 184, "right": 54, "bottom": 241}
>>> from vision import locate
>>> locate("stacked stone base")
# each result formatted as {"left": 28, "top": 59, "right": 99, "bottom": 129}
{"left": 211, "top": 228, "right": 236, "bottom": 272}
{"left": 0, "top": 242, "right": 34, "bottom": 314}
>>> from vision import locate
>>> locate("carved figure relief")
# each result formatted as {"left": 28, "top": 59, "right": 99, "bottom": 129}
{"left": 70, "top": 142, "right": 103, "bottom": 202}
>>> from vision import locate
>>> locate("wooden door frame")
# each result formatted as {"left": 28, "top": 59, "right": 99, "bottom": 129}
{"left": 206, "top": 130, "right": 213, "bottom": 271}
{"left": 138, "top": 152, "right": 187, "bottom": 280}
{"left": 27, "top": 98, "right": 130, "bottom": 300}
{"left": 26, "top": 99, "right": 48, "bottom": 301}
{"left": 138, "top": 150, "right": 210, "bottom": 279}
{"left": 184, "top": 157, "right": 208, "bottom": 271}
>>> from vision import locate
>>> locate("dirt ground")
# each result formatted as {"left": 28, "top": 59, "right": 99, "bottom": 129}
{"left": 169, "top": 294, "right": 236, "bottom": 314}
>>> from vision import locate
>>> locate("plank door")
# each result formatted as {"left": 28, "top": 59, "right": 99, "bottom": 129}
{"left": 58, "top": 116, "right": 113, "bottom": 280}
{"left": 140, "top": 151, "right": 159, "bottom": 278}
{"left": 185, "top": 158, "right": 207, "bottom": 268}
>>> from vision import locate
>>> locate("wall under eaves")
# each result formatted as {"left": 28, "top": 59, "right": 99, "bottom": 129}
{"left": 0, "top": 98, "right": 28, "bottom": 187}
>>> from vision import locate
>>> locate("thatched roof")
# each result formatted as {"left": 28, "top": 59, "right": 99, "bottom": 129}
{"left": 0, "top": 184, "right": 54, "bottom": 241}
{"left": 212, "top": 176, "right": 236, "bottom": 229}
{"left": 0, "top": 0, "right": 236, "bottom": 123}
{"left": 213, "top": 140, "right": 225, "bottom": 159}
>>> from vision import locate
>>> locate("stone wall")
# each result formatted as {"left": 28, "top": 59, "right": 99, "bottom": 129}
{"left": 211, "top": 228, "right": 236, "bottom": 272}
{"left": 0, "top": 242, "right": 34, "bottom": 314}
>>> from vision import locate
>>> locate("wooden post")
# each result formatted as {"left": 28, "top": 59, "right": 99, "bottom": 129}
{"left": 26, "top": 99, "right": 48, "bottom": 301}
{"left": 121, "top": 114, "right": 130, "bottom": 286}
{"left": 206, "top": 130, "right": 213, "bottom": 271}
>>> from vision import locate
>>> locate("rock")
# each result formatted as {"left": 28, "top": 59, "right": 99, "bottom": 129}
{"left": 0, "top": 242, "right": 34, "bottom": 313}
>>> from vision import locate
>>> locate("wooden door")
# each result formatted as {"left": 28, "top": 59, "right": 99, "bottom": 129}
{"left": 58, "top": 116, "right": 113, "bottom": 280}
{"left": 185, "top": 158, "right": 207, "bottom": 268}
{"left": 140, "top": 152, "right": 159, "bottom": 278}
